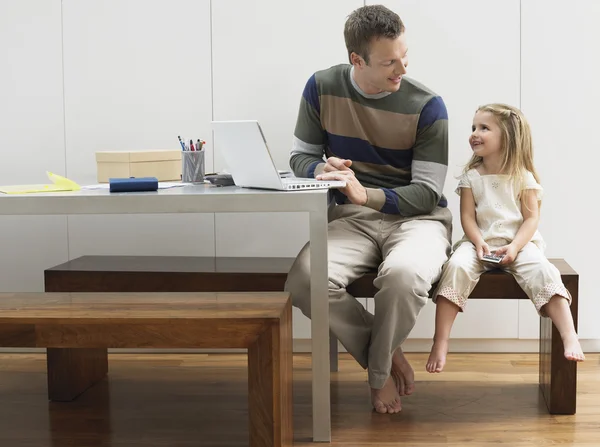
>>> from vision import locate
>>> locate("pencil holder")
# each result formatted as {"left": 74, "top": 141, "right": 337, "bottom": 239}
{"left": 181, "top": 150, "right": 205, "bottom": 183}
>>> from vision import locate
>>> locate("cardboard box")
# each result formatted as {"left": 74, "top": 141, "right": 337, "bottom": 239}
{"left": 95, "top": 150, "right": 182, "bottom": 183}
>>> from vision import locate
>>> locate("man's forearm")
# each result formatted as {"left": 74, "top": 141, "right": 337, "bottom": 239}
{"left": 363, "top": 182, "right": 440, "bottom": 215}
{"left": 290, "top": 153, "right": 325, "bottom": 178}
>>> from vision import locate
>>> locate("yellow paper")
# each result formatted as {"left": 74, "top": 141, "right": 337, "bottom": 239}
{"left": 0, "top": 172, "right": 81, "bottom": 194}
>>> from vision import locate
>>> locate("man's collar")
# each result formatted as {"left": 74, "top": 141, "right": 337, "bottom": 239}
{"left": 349, "top": 66, "right": 392, "bottom": 99}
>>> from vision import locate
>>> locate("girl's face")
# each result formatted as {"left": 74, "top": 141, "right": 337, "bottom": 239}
{"left": 469, "top": 111, "right": 503, "bottom": 159}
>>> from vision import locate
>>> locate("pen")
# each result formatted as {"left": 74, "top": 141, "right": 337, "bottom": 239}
{"left": 178, "top": 136, "right": 186, "bottom": 151}
{"left": 190, "top": 139, "right": 195, "bottom": 151}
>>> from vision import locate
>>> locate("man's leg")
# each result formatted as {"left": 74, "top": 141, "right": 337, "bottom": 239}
{"left": 285, "top": 205, "right": 381, "bottom": 370}
{"left": 368, "top": 215, "right": 451, "bottom": 396}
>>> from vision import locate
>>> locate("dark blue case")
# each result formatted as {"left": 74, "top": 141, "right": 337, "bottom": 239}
{"left": 109, "top": 177, "right": 159, "bottom": 192}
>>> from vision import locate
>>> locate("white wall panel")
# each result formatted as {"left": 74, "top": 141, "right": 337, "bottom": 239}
{"left": 521, "top": 0, "right": 599, "bottom": 339}
{"left": 0, "top": 0, "right": 68, "bottom": 291}
{"left": 212, "top": 0, "right": 362, "bottom": 258}
{"left": 62, "top": 0, "right": 215, "bottom": 258}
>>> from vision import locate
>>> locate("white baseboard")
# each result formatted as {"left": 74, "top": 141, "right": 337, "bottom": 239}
{"left": 1, "top": 338, "right": 599, "bottom": 354}
{"left": 294, "top": 338, "right": 600, "bottom": 353}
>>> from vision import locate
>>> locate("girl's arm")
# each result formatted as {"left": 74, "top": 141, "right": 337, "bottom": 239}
{"left": 460, "top": 187, "right": 489, "bottom": 257}
{"left": 511, "top": 189, "right": 540, "bottom": 251}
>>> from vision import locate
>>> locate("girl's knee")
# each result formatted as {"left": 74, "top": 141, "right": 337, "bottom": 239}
{"left": 533, "top": 287, "right": 571, "bottom": 316}
{"left": 434, "top": 287, "right": 467, "bottom": 311}
{"left": 443, "top": 253, "right": 475, "bottom": 276}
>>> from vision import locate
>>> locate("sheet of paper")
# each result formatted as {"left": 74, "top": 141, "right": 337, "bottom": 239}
{"left": 0, "top": 172, "right": 81, "bottom": 194}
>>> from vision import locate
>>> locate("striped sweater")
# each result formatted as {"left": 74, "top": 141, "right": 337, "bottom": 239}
{"left": 290, "top": 64, "right": 448, "bottom": 216}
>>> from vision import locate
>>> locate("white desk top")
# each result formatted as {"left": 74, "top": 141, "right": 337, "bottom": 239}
{"left": 0, "top": 183, "right": 329, "bottom": 215}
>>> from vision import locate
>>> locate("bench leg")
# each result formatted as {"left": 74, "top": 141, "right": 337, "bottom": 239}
{"left": 329, "top": 331, "right": 339, "bottom": 372}
{"left": 47, "top": 348, "right": 108, "bottom": 402}
{"left": 539, "top": 277, "right": 578, "bottom": 414}
{"left": 247, "top": 302, "right": 293, "bottom": 447}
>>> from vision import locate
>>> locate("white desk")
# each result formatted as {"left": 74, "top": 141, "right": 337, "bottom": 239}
{"left": 0, "top": 183, "right": 332, "bottom": 442}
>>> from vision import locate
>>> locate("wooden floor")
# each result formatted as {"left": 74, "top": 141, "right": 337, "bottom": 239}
{"left": 0, "top": 352, "right": 598, "bottom": 446}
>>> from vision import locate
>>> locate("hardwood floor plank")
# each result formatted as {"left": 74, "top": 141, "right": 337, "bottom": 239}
{"left": 0, "top": 353, "right": 598, "bottom": 446}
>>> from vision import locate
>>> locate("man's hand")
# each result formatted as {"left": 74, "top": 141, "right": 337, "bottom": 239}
{"left": 323, "top": 157, "right": 353, "bottom": 173}
{"left": 495, "top": 243, "right": 519, "bottom": 265}
{"left": 317, "top": 168, "right": 368, "bottom": 206}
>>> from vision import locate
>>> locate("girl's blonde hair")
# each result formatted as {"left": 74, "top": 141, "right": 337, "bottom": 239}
{"left": 464, "top": 103, "right": 541, "bottom": 205}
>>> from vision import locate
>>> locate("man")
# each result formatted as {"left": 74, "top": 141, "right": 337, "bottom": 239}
{"left": 284, "top": 5, "right": 452, "bottom": 414}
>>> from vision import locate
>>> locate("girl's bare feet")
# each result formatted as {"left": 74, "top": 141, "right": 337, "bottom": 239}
{"left": 426, "top": 339, "right": 449, "bottom": 373}
{"left": 542, "top": 295, "right": 585, "bottom": 362}
{"left": 563, "top": 334, "right": 585, "bottom": 361}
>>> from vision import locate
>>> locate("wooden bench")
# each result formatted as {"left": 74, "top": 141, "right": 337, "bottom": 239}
{"left": 45, "top": 255, "right": 579, "bottom": 415}
{"left": 0, "top": 291, "right": 293, "bottom": 447}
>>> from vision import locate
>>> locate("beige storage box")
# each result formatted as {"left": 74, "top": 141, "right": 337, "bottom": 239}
{"left": 95, "top": 150, "right": 182, "bottom": 183}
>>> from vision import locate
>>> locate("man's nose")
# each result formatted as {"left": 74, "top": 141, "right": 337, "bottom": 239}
{"left": 396, "top": 62, "right": 407, "bottom": 75}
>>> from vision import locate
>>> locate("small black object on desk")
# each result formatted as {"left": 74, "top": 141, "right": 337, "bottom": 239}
{"left": 108, "top": 177, "right": 159, "bottom": 192}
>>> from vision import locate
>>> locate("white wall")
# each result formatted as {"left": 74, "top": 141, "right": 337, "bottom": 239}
{"left": 520, "top": 0, "right": 599, "bottom": 341}
{"left": 211, "top": 0, "right": 362, "bottom": 257}
{"left": 0, "top": 0, "right": 598, "bottom": 344}
{"left": 62, "top": 0, "right": 215, "bottom": 259}
{"left": 0, "top": 0, "right": 68, "bottom": 291}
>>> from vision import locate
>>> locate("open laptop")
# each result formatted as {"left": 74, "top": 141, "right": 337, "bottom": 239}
{"left": 210, "top": 120, "right": 346, "bottom": 191}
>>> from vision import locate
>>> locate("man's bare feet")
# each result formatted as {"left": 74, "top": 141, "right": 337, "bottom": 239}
{"left": 563, "top": 334, "right": 585, "bottom": 361}
{"left": 391, "top": 348, "right": 415, "bottom": 396}
{"left": 426, "top": 339, "right": 449, "bottom": 373}
{"left": 371, "top": 375, "right": 402, "bottom": 414}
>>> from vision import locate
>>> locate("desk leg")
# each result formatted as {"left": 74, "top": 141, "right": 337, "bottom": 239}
{"left": 329, "top": 331, "right": 339, "bottom": 373}
{"left": 309, "top": 206, "right": 331, "bottom": 442}
{"left": 47, "top": 348, "right": 108, "bottom": 401}
{"left": 539, "top": 275, "right": 578, "bottom": 414}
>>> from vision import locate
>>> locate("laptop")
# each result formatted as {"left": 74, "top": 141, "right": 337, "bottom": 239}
{"left": 210, "top": 120, "right": 346, "bottom": 191}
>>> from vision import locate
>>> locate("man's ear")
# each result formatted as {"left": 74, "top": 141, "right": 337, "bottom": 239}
{"left": 350, "top": 52, "right": 366, "bottom": 68}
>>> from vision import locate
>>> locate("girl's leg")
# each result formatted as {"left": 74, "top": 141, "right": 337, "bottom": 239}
{"left": 426, "top": 296, "right": 461, "bottom": 372}
{"left": 426, "top": 242, "right": 486, "bottom": 373}
{"left": 507, "top": 243, "right": 584, "bottom": 362}
{"left": 541, "top": 295, "right": 585, "bottom": 361}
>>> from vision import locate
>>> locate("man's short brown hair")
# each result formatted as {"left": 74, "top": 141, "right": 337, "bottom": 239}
{"left": 344, "top": 5, "right": 405, "bottom": 65}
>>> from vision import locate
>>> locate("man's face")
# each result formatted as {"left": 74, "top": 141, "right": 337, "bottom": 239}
{"left": 352, "top": 33, "right": 408, "bottom": 94}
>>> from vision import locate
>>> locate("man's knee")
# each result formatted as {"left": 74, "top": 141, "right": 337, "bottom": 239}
{"left": 284, "top": 246, "right": 312, "bottom": 314}
{"left": 375, "top": 262, "right": 431, "bottom": 304}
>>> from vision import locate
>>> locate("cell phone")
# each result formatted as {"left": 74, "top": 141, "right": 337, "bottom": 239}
{"left": 482, "top": 253, "right": 505, "bottom": 264}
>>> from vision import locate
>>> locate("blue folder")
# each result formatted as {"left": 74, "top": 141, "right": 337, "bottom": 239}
{"left": 109, "top": 177, "right": 159, "bottom": 193}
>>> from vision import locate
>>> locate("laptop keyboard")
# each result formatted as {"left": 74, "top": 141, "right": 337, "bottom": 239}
{"left": 281, "top": 178, "right": 344, "bottom": 189}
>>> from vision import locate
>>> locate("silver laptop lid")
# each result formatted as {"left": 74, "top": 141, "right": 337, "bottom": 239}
{"left": 211, "top": 120, "right": 285, "bottom": 190}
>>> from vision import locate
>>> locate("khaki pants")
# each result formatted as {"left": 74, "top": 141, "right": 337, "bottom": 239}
{"left": 434, "top": 241, "right": 571, "bottom": 315}
{"left": 284, "top": 204, "right": 452, "bottom": 389}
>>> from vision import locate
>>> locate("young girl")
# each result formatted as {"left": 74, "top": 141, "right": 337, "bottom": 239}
{"left": 426, "top": 103, "right": 585, "bottom": 373}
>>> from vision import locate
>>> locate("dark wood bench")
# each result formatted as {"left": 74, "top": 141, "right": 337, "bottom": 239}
{"left": 0, "top": 291, "right": 292, "bottom": 447}
{"left": 45, "top": 255, "right": 579, "bottom": 415}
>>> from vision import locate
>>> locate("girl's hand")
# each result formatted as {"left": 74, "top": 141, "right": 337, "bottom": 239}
{"left": 495, "top": 243, "right": 519, "bottom": 265}
{"left": 475, "top": 241, "right": 491, "bottom": 260}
